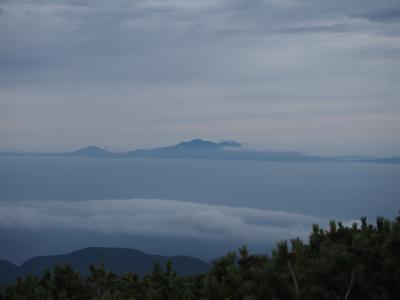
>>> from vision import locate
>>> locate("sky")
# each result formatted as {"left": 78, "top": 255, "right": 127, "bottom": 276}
{"left": 1, "top": 0, "right": 400, "bottom": 155}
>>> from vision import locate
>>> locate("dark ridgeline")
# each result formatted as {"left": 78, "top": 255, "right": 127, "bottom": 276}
{"left": 0, "top": 247, "right": 209, "bottom": 286}
{"left": 0, "top": 260, "right": 18, "bottom": 286}
{"left": 1, "top": 214, "right": 399, "bottom": 299}
{"left": 69, "top": 146, "right": 113, "bottom": 158}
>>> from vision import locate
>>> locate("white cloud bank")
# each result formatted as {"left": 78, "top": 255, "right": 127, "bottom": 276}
{"left": 0, "top": 199, "right": 323, "bottom": 243}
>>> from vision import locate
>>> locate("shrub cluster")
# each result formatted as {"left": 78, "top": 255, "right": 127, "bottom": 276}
{"left": 1, "top": 214, "right": 399, "bottom": 300}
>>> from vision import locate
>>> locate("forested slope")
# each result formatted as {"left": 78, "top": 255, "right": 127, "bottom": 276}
{"left": 1, "top": 214, "right": 399, "bottom": 300}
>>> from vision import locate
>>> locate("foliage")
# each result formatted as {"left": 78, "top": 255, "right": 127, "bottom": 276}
{"left": 1, "top": 214, "right": 399, "bottom": 300}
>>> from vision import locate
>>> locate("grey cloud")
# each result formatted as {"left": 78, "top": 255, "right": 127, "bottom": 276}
{"left": 1, "top": 0, "right": 399, "bottom": 81}
{"left": 350, "top": 9, "right": 400, "bottom": 23}
{"left": 276, "top": 23, "right": 356, "bottom": 34}
{"left": 0, "top": 199, "right": 323, "bottom": 243}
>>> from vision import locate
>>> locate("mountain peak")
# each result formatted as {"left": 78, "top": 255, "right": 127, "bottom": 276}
{"left": 176, "top": 139, "right": 241, "bottom": 149}
{"left": 177, "top": 139, "right": 214, "bottom": 147}
{"left": 5, "top": 247, "right": 210, "bottom": 285}
{"left": 72, "top": 146, "right": 111, "bottom": 156}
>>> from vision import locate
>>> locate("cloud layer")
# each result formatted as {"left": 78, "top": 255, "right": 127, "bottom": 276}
{"left": 0, "top": 199, "right": 322, "bottom": 243}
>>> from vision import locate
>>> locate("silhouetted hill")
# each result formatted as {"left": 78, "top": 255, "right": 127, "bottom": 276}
{"left": 0, "top": 260, "right": 18, "bottom": 285}
{"left": 123, "top": 138, "right": 243, "bottom": 159}
{"left": 175, "top": 139, "right": 241, "bottom": 149}
{"left": 0, "top": 247, "right": 209, "bottom": 286}
{"left": 69, "top": 146, "right": 112, "bottom": 157}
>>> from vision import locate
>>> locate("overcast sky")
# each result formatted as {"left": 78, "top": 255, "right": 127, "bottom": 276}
{"left": 1, "top": 0, "right": 400, "bottom": 155}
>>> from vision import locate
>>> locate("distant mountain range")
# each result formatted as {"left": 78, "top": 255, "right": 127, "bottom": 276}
{"left": 68, "top": 139, "right": 244, "bottom": 159}
{"left": 0, "top": 247, "right": 210, "bottom": 286}
{"left": 1, "top": 138, "right": 399, "bottom": 163}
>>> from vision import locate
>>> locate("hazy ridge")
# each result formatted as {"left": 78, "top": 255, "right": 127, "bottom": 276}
{"left": 1, "top": 139, "right": 399, "bottom": 164}
{"left": 0, "top": 247, "right": 209, "bottom": 286}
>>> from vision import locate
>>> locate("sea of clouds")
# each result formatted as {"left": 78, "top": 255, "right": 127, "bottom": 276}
{"left": 0, "top": 199, "right": 324, "bottom": 244}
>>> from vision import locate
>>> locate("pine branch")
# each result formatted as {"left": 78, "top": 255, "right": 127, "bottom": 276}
{"left": 343, "top": 268, "right": 355, "bottom": 300}
{"left": 287, "top": 261, "right": 301, "bottom": 300}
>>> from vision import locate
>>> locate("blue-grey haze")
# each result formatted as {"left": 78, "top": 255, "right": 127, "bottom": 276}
{"left": 0, "top": 156, "right": 398, "bottom": 263}
{"left": 0, "top": 157, "right": 398, "bottom": 218}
